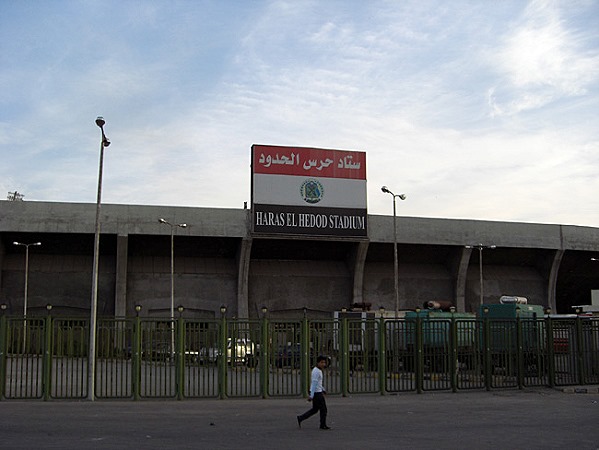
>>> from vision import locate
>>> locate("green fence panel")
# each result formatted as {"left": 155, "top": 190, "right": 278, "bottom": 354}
{"left": 520, "top": 319, "right": 548, "bottom": 387}
{"left": 347, "top": 318, "right": 380, "bottom": 394}
{"left": 268, "top": 320, "right": 302, "bottom": 397}
{"left": 552, "top": 320, "right": 579, "bottom": 386}
{"left": 182, "top": 320, "right": 220, "bottom": 398}
{"left": 139, "top": 319, "right": 177, "bottom": 399}
{"left": 581, "top": 318, "right": 599, "bottom": 384}
{"left": 0, "top": 314, "right": 6, "bottom": 399}
{"left": 420, "top": 319, "right": 452, "bottom": 392}
{"left": 308, "top": 320, "right": 341, "bottom": 395}
{"left": 224, "top": 320, "right": 261, "bottom": 398}
{"left": 455, "top": 319, "right": 484, "bottom": 390}
{"left": 486, "top": 319, "right": 519, "bottom": 388}
{"left": 95, "top": 319, "right": 132, "bottom": 399}
{"left": 4, "top": 318, "right": 45, "bottom": 399}
{"left": 384, "top": 320, "right": 415, "bottom": 393}
{"left": 51, "top": 318, "right": 88, "bottom": 399}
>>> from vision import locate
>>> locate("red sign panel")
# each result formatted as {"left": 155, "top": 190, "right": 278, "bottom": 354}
{"left": 251, "top": 144, "right": 367, "bottom": 238}
{"left": 252, "top": 144, "right": 366, "bottom": 179}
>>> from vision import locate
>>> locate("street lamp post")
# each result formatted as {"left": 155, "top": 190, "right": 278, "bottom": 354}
{"left": 465, "top": 244, "right": 497, "bottom": 306}
{"left": 381, "top": 186, "right": 406, "bottom": 319}
{"left": 89, "top": 116, "right": 110, "bottom": 401}
{"left": 13, "top": 241, "right": 41, "bottom": 319}
{"left": 13, "top": 241, "right": 41, "bottom": 353}
{"left": 159, "top": 218, "right": 187, "bottom": 358}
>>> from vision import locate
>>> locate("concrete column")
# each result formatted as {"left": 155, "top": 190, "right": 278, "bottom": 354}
{"left": 350, "top": 240, "right": 369, "bottom": 305}
{"left": 455, "top": 247, "right": 472, "bottom": 312}
{"left": 236, "top": 237, "right": 252, "bottom": 319}
{"left": 115, "top": 234, "right": 128, "bottom": 318}
{"left": 547, "top": 249, "right": 564, "bottom": 313}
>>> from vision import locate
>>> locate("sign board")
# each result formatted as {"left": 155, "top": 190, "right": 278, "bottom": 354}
{"left": 251, "top": 144, "right": 367, "bottom": 237}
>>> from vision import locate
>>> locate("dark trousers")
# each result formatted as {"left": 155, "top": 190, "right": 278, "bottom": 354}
{"left": 299, "top": 392, "right": 327, "bottom": 427}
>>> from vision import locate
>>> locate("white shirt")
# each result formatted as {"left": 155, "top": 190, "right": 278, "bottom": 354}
{"left": 309, "top": 366, "right": 324, "bottom": 398}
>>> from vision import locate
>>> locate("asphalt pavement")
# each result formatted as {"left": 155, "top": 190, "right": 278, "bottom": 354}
{"left": 1, "top": 388, "right": 598, "bottom": 449}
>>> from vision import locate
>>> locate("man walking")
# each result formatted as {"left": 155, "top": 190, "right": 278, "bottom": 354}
{"left": 297, "top": 355, "right": 331, "bottom": 430}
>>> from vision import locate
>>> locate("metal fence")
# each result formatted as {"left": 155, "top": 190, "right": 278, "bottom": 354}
{"left": 0, "top": 314, "right": 597, "bottom": 400}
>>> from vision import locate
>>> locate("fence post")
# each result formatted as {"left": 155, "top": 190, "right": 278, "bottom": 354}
{"left": 545, "top": 310, "right": 555, "bottom": 388}
{"left": 575, "top": 312, "right": 585, "bottom": 385}
{"left": 415, "top": 310, "right": 423, "bottom": 394}
{"left": 218, "top": 310, "right": 227, "bottom": 400}
{"left": 450, "top": 312, "right": 458, "bottom": 393}
{"left": 260, "top": 312, "right": 269, "bottom": 399}
{"left": 483, "top": 308, "right": 491, "bottom": 391}
{"left": 516, "top": 309, "right": 524, "bottom": 389}
{"left": 176, "top": 314, "right": 185, "bottom": 400}
{"left": 133, "top": 314, "right": 141, "bottom": 401}
{"left": 0, "top": 309, "right": 6, "bottom": 400}
{"left": 341, "top": 316, "right": 349, "bottom": 397}
{"left": 378, "top": 315, "right": 386, "bottom": 395}
{"left": 43, "top": 312, "right": 53, "bottom": 401}
{"left": 301, "top": 314, "right": 310, "bottom": 398}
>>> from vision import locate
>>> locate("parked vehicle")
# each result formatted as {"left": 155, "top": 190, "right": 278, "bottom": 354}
{"left": 197, "top": 338, "right": 257, "bottom": 367}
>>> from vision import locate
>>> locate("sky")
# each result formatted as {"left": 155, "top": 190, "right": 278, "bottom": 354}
{"left": 1, "top": 0, "right": 598, "bottom": 227}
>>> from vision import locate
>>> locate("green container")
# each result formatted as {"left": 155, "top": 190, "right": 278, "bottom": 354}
{"left": 404, "top": 311, "right": 476, "bottom": 348}
{"left": 480, "top": 304, "right": 545, "bottom": 352}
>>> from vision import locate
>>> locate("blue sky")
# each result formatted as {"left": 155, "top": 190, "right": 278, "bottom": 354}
{"left": 1, "top": 0, "right": 598, "bottom": 227}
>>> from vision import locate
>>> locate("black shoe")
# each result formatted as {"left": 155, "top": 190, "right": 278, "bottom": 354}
{"left": 297, "top": 416, "right": 302, "bottom": 429}
{"left": 320, "top": 426, "right": 331, "bottom": 430}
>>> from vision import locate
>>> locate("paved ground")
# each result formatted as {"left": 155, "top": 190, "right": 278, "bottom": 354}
{"left": 1, "top": 388, "right": 598, "bottom": 449}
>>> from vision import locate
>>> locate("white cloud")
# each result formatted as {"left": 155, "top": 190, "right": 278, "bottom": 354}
{"left": 489, "top": 0, "right": 599, "bottom": 116}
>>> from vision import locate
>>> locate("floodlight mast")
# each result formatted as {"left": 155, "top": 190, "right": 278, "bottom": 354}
{"left": 89, "top": 116, "right": 110, "bottom": 401}
{"left": 381, "top": 186, "right": 407, "bottom": 318}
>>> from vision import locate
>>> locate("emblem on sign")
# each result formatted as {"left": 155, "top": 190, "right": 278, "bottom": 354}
{"left": 300, "top": 179, "right": 324, "bottom": 204}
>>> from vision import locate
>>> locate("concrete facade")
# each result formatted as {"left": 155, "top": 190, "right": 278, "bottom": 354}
{"left": 1, "top": 200, "right": 598, "bottom": 318}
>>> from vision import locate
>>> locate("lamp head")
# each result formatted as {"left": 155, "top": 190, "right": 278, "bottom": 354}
{"left": 179, "top": 223, "right": 187, "bottom": 228}
{"left": 398, "top": 194, "right": 407, "bottom": 200}
{"left": 159, "top": 218, "right": 167, "bottom": 224}
{"left": 381, "top": 186, "right": 390, "bottom": 194}
{"left": 95, "top": 116, "right": 106, "bottom": 128}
